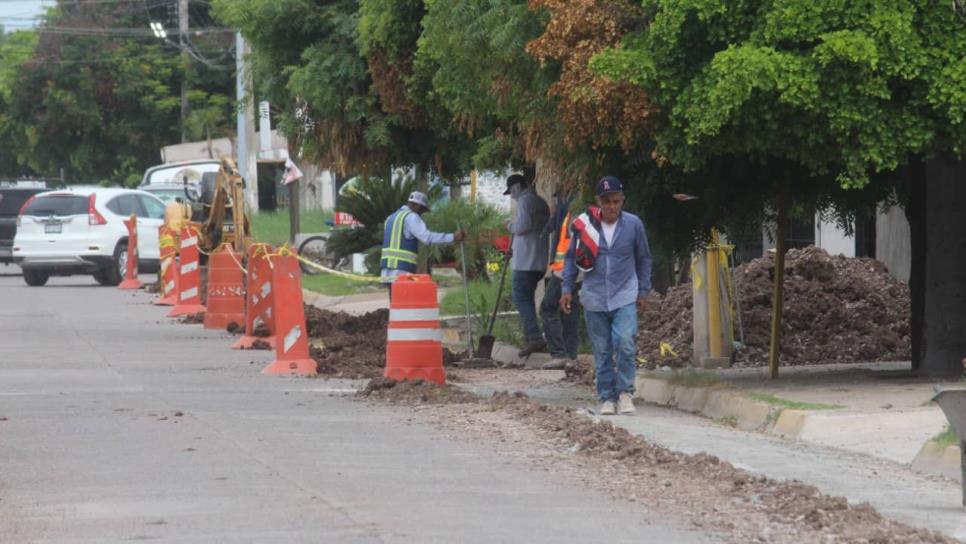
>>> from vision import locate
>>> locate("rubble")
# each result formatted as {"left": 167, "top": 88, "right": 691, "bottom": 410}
{"left": 636, "top": 247, "right": 910, "bottom": 369}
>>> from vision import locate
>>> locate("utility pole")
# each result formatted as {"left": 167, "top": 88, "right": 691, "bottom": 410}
{"left": 236, "top": 32, "right": 259, "bottom": 212}
{"left": 179, "top": 0, "right": 189, "bottom": 142}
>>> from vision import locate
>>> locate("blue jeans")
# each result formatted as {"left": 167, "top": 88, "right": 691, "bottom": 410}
{"left": 584, "top": 302, "right": 637, "bottom": 402}
{"left": 540, "top": 275, "right": 580, "bottom": 359}
{"left": 511, "top": 270, "right": 545, "bottom": 342}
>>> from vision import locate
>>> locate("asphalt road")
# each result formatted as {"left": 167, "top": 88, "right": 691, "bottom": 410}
{"left": 0, "top": 274, "right": 712, "bottom": 543}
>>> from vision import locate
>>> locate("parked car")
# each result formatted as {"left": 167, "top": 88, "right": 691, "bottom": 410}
{"left": 13, "top": 187, "right": 165, "bottom": 286}
{"left": 0, "top": 181, "right": 48, "bottom": 264}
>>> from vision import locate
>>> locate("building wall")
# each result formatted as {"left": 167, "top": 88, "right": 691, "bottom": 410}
{"left": 814, "top": 217, "right": 856, "bottom": 257}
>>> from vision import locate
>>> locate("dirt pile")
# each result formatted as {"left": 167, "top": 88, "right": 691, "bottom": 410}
{"left": 305, "top": 305, "right": 388, "bottom": 379}
{"left": 635, "top": 246, "right": 910, "bottom": 369}
{"left": 359, "top": 377, "right": 478, "bottom": 404}
{"left": 178, "top": 312, "right": 205, "bottom": 324}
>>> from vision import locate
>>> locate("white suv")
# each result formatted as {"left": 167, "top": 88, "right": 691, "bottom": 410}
{"left": 13, "top": 187, "right": 166, "bottom": 286}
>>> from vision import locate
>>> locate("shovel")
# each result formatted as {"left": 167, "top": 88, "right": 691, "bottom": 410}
{"left": 476, "top": 235, "right": 513, "bottom": 360}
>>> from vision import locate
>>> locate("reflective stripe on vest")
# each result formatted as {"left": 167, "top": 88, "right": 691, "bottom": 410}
{"left": 380, "top": 209, "right": 419, "bottom": 270}
{"left": 549, "top": 211, "right": 572, "bottom": 273}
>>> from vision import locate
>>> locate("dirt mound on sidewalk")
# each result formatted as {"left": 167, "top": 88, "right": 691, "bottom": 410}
{"left": 359, "top": 377, "right": 477, "bottom": 404}
{"left": 634, "top": 246, "right": 910, "bottom": 369}
{"left": 305, "top": 305, "right": 389, "bottom": 379}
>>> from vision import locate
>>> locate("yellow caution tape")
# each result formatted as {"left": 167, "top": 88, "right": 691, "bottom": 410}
{"left": 276, "top": 245, "right": 383, "bottom": 283}
{"left": 659, "top": 342, "right": 678, "bottom": 358}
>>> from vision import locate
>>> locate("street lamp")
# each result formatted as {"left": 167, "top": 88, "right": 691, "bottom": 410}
{"left": 149, "top": 22, "right": 167, "bottom": 39}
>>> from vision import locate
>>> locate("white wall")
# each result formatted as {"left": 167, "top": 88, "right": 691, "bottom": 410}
{"left": 814, "top": 217, "right": 855, "bottom": 257}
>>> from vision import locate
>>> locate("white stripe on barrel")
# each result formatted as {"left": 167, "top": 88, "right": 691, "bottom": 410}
{"left": 182, "top": 286, "right": 198, "bottom": 300}
{"left": 181, "top": 236, "right": 198, "bottom": 248}
{"left": 181, "top": 261, "right": 198, "bottom": 274}
{"left": 389, "top": 308, "right": 440, "bottom": 322}
{"left": 387, "top": 328, "right": 443, "bottom": 342}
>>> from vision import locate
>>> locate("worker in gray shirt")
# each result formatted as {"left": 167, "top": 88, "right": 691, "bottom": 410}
{"left": 504, "top": 173, "right": 550, "bottom": 357}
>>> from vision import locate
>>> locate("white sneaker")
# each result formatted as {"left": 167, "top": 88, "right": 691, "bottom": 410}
{"left": 618, "top": 392, "right": 635, "bottom": 414}
{"left": 599, "top": 400, "right": 616, "bottom": 415}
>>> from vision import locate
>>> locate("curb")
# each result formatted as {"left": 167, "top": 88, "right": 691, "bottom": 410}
{"left": 634, "top": 373, "right": 960, "bottom": 482}
{"left": 912, "top": 441, "right": 962, "bottom": 482}
{"left": 634, "top": 376, "right": 775, "bottom": 431}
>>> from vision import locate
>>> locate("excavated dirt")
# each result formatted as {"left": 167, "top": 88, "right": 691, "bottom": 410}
{"left": 178, "top": 312, "right": 205, "bottom": 324}
{"left": 358, "top": 380, "right": 955, "bottom": 543}
{"left": 143, "top": 281, "right": 161, "bottom": 294}
{"left": 225, "top": 322, "right": 242, "bottom": 334}
{"left": 305, "top": 305, "right": 389, "bottom": 379}
{"left": 359, "top": 377, "right": 478, "bottom": 404}
{"left": 632, "top": 247, "right": 911, "bottom": 371}
{"left": 248, "top": 339, "right": 271, "bottom": 350}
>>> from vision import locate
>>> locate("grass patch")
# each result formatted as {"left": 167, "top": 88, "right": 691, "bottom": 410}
{"left": 440, "top": 278, "right": 514, "bottom": 317}
{"left": 667, "top": 370, "right": 724, "bottom": 388}
{"left": 932, "top": 424, "right": 958, "bottom": 447}
{"left": 715, "top": 415, "right": 738, "bottom": 428}
{"left": 251, "top": 210, "right": 332, "bottom": 246}
{"left": 301, "top": 273, "right": 382, "bottom": 297}
{"left": 747, "top": 392, "right": 843, "bottom": 411}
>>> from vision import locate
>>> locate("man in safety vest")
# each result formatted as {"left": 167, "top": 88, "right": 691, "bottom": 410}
{"left": 539, "top": 195, "right": 582, "bottom": 369}
{"left": 380, "top": 191, "right": 465, "bottom": 297}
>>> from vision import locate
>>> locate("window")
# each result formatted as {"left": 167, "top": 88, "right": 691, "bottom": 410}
{"left": 106, "top": 194, "right": 142, "bottom": 217}
{"left": 139, "top": 195, "right": 166, "bottom": 219}
{"left": 22, "top": 195, "right": 88, "bottom": 216}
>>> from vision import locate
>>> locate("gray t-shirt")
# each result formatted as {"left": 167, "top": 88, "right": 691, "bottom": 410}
{"left": 508, "top": 188, "right": 550, "bottom": 272}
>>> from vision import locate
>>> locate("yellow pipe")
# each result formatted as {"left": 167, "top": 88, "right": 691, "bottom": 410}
{"left": 707, "top": 229, "right": 723, "bottom": 358}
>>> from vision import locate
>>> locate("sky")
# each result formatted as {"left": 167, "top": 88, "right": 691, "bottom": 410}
{"left": 0, "top": 0, "right": 53, "bottom": 33}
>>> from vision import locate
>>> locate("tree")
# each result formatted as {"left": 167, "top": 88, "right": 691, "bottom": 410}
{"left": 591, "top": 0, "right": 966, "bottom": 376}
{"left": 0, "top": 0, "right": 234, "bottom": 185}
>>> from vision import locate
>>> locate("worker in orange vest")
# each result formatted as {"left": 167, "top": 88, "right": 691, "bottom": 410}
{"left": 540, "top": 195, "right": 582, "bottom": 369}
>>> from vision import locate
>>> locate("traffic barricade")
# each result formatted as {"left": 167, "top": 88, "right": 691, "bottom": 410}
{"left": 203, "top": 244, "right": 246, "bottom": 330}
{"left": 233, "top": 243, "right": 276, "bottom": 349}
{"left": 118, "top": 214, "right": 142, "bottom": 290}
{"left": 167, "top": 225, "right": 206, "bottom": 318}
{"left": 261, "top": 253, "right": 316, "bottom": 376}
{"left": 385, "top": 274, "right": 444, "bottom": 384}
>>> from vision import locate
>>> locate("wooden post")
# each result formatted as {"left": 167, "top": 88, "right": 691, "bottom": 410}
{"left": 768, "top": 197, "right": 789, "bottom": 379}
{"left": 289, "top": 180, "right": 300, "bottom": 244}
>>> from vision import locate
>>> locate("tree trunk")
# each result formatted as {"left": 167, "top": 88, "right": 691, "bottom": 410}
{"left": 920, "top": 155, "right": 966, "bottom": 377}
{"left": 768, "top": 196, "right": 789, "bottom": 379}
{"left": 904, "top": 159, "right": 926, "bottom": 371}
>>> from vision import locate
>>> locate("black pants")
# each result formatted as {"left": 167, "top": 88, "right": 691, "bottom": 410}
{"left": 539, "top": 275, "right": 581, "bottom": 359}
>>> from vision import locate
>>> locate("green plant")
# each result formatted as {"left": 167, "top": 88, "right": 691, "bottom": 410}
{"left": 932, "top": 424, "right": 958, "bottom": 448}
{"left": 424, "top": 197, "right": 509, "bottom": 278}
{"left": 325, "top": 175, "right": 443, "bottom": 262}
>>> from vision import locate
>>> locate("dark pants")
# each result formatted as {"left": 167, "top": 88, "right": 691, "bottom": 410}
{"left": 540, "top": 275, "right": 581, "bottom": 359}
{"left": 511, "top": 270, "right": 545, "bottom": 342}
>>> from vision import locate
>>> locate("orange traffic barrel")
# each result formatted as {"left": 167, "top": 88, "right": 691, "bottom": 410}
{"left": 385, "top": 274, "right": 444, "bottom": 384}
{"left": 203, "top": 244, "right": 246, "bottom": 329}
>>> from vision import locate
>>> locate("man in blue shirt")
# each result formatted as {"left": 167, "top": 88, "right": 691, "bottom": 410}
{"left": 560, "top": 176, "right": 652, "bottom": 415}
{"left": 380, "top": 191, "right": 464, "bottom": 297}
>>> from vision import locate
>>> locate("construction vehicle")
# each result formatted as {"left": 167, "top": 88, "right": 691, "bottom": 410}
{"left": 162, "top": 157, "right": 252, "bottom": 257}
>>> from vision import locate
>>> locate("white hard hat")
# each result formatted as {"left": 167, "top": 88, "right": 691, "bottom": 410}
{"left": 407, "top": 191, "right": 430, "bottom": 210}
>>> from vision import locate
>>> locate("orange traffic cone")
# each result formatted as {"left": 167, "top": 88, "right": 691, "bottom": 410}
{"left": 261, "top": 254, "right": 316, "bottom": 376}
{"left": 154, "top": 226, "right": 179, "bottom": 306}
{"left": 384, "top": 274, "right": 444, "bottom": 384}
{"left": 167, "top": 225, "right": 206, "bottom": 318}
{"left": 203, "top": 244, "right": 246, "bottom": 330}
{"left": 118, "top": 214, "right": 142, "bottom": 290}
{"left": 232, "top": 244, "right": 276, "bottom": 349}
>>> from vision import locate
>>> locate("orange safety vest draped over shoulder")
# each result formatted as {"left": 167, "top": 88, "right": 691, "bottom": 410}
{"left": 550, "top": 211, "right": 572, "bottom": 273}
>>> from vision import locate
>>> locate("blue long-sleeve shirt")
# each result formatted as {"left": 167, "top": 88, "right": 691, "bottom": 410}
{"left": 562, "top": 211, "right": 652, "bottom": 312}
